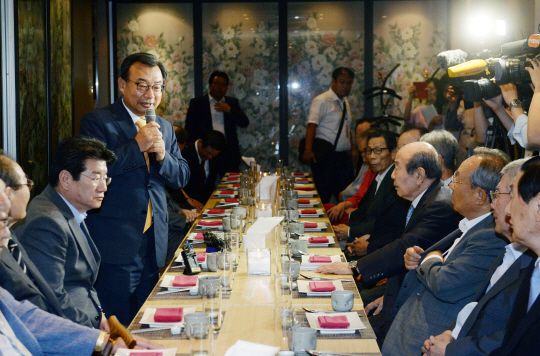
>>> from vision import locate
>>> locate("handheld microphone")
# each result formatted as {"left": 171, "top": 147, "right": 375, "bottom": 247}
{"left": 448, "top": 59, "right": 488, "bottom": 78}
{"left": 436, "top": 49, "right": 468, "bottom": 69}
{"left": 145, "top": 108, "right": 157, "bottom": 165}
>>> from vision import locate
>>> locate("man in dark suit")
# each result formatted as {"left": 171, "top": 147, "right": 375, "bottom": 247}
{"left": 79, "top": 53, "right": 190, "bottom": 324}
{"left": 0, "top": 154, "right": 63, "bottom": 317}
{"left": 381, "top": 148, "right": 510, "bottom": 356}
{"left": 182, "top": 130, "right": 226, "bottom": 204}
{"left": 185, "top": 71, "right": 249, "bottom": 176}
{"left": 420, "top": 158, "right": 533, "bottom": 356}
{"left": 16, "top": 137, "right": 115, "bottom": 329}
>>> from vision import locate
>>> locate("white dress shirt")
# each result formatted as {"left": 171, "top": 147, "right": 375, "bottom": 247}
{"left": 194, "top": 139, "right": 209, "bottom": 180}
{"left": 209, "top": 94, "right": 226, "bottom": 136}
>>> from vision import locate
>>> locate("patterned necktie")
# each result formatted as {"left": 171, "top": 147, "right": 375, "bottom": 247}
{"left": 135, "top": 119, "right": 153, "bottom": 233}
{"left": 405, "top": 205, "right": 415, "bottom": 226}
{"left": 7, "top": 238, "right": 27, "bottom": 274}
{"left": 528, "top": 259, "right": 540, "bottom": 311}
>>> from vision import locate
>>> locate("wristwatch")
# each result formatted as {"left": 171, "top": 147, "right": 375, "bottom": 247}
{"left": 349, "top": 260, "right": 360, "bottom": 279}
{"left": 509, "top": 99, "right": 522, "bottom": 109}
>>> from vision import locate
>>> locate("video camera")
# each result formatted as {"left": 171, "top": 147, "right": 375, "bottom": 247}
{"left": 437, "top": 34, "right": 540, "bottom": 105}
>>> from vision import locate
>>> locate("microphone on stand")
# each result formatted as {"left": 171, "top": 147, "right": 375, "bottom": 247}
{"left": 145, "top": 108, "right": 157, "bottom": 165}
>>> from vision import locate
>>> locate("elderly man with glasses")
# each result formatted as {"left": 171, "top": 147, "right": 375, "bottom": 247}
{"left": 16, "top": 137, "right": 116, "bottom": 329}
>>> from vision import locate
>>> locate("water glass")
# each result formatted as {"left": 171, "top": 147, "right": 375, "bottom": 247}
{"left": 202, "top": 284, "right": 222, "bottom": 332}
{"left": 274, "top": 307, "right": 296, "bottom": 351}
{"left": 276, "top": 244, "right": 291, "bottom": 274}
{"left": 275, "top": 273, "right": 292, "bottom": 308}
{"left": 189, "top": 323, "right": 213, "bottom": 356}
{"left": 218, "top": 252, "right": 233, "bottom": 292}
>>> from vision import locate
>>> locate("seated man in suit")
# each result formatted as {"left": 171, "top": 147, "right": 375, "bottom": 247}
{"left": 482, "top": 157, "right": 540, "bottom": 356}
{"left": 420, "top": 129, "right": 459, "bottom": 186}
{"left": 0, "top": 155, "right": 64, "bottom": 317}
{"left": 16, "top": 137, "right": 115, "bottom": 329}
{"left": 421, "top": 157, "right": 534, "bottom": 356}
{"left": 185, "top": 71, "right": 249, "bottom": 176}
{"left": 182, "top": 130, "right": 226, "bottom": 205}
{"left": 381, "top": 148, "right": 510, "bottom": 356}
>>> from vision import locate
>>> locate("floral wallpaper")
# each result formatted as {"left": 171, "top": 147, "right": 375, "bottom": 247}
{"left": 288, "top": 2, "right": 365, "bottom": 173}
{"left": 202, "top": 3, "right": 279, "bottom": 171}
{"left": 116, "top": 3, "right": 194, "bottom": 124}
{"left": 372, "top": 1, "right": 448, "bottom": 120}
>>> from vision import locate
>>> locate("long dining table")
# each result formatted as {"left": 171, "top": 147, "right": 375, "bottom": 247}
{"left": 128, "top": 172, "right": 382, "bottom": 356}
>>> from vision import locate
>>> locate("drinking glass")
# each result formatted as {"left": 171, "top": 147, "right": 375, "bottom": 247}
{"left": 202, "top": 284, "right": 222, "bottom": 332}
{"left": 189, "top": 323, "right": 213, "bottom": 356}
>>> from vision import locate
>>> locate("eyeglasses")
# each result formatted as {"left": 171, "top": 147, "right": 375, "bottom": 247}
{"left": 80, "top": 173, "right": 112, "bottom": 186}
{"left": 9, "top": 178, "right": 34, "bottom": 192}
{"left": 451, "top": 171, "right": 470, "bottom": 185}
{"left": 364, "top": 147, "right": 389, "bottom": 156}
{"left": 211, "top": 81, "right": 228, "bottom": 88}
{"left": 0, "top": 217, "right": 13, "bottom": 229}
{"left": 127, "top": 80, "right": 164, "bottom": 93}
{"left": 490, "top": 190, "right": 511, "bottom": 201}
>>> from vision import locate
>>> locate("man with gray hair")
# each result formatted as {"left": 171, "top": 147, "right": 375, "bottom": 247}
{"left": 420, "top": 130, "right": 459, "bottom": 185}
{"left": 421, "top": 158, "right": 536, "bottom": 356}
{"left": 381, "top": 148, "right": 510, "bottom": 356}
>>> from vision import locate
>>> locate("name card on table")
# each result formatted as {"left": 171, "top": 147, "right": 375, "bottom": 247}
{"left": 247, "top": 248, "right": 271, "bottom": 276}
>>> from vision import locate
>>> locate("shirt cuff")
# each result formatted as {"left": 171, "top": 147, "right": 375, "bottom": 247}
{"left": 421, "top": 254, "right": 444, "bottom": 265}
{"left": 508, "top": 114, "right": 531, "bottom": 149}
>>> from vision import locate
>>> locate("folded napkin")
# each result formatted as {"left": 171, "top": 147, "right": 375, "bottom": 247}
{"left": 309, "top": 281, "right": 336, "bottom": 292}
{"left": 225, "top": 177, "right": 239, "bottom": 181}
{"left": 224, "top": 340, "right": 280, "bottom": 356}
{"left": 304, "top": 222, "right": 318, "bottom": 228}
{"left": 172, "top": 275, "right": 198, "bottom": 287}
{"left": 293, "top": 172, "right": 305, "bottom": 176}
{"left": 232, "top": 184, "right": 240, "bottom": 187}
{"left": 296, "top": 178, "right": 308, "bottom": 181}
{"left": 228, "top": 172, "right": 240, "bottom": 176}
{"left": 199, "top": 220, "right": 222, "bottom": 226}
{"left": 309, "top": 236, "right": 329, "bottom": 243}
{"left": 194, "top": 233, "right": 204, "bottom": 240}
{"left": 295, "top": 187, "right": 314, "bottom": 191}
{"left": 208, "top": 209, "right": 225, "bottom": 215}
{"left": 196, "top": 253, "right": 206, "bottom": 262}
{"left": 302, "top": 209, "right": 317, "bottom": 214}
{"left": 129, "top": 353, "right": 163, "bottom": 356}
{"left": 154, "top": 308, "right": 183, "bottom": 322}
{"left": 298, "top": 199, "right": 311, "bottom": 204}
{"left": 225, "top": 198, "right": 239, "bottom": 203}
{"left": 309, "top": 256, "right": 332, "bottom": 263}
{"left": 219, "top": 190, "right": 235, "bottom": 195}
{"left": 318, "top": 315, "right": 350, "bottom": 329}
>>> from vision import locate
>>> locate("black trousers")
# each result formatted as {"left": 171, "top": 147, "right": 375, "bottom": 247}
{"left": 310, "top": 139, "right": 354, "bottom": 204}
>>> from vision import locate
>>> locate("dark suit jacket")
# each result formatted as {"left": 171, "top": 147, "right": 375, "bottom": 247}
{"left": 185, "top": 94, "right": 249, "bottom": 175}
{"left": 79, "top": 99, "right": 190, "bottom": 267}
{"left": 382, "top": 215, "right": 507, "bottom": 356}
{"left": 446, "top": 248, "right": 536, "bottom": 355}
{"left": 182, "top": 141, "right": 219, "bottom": 204}
{"left": 0, "top": 230, "right": 63, "bottom": 317}
{"left": 16, "top": 185, "right": 102, "bottom": 328}
{"left": 347, "top": 165, "right": 402, "bottom": 242}
{"left": 489, "top": 255, "right": 540, "bottom": 356}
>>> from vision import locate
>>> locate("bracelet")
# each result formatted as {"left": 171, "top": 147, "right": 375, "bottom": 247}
{"left": 94, "top": 331, "right": 108, "bottom": 353}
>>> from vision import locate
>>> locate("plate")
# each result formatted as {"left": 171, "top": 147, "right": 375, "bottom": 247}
{"left": 305, "top": 312, "right": 366, "bottom": 334}
{"left": 297, "top": 280, "right": 344, "bottom": 296}
{"left": 139, "top": 307, "right": 196, "bottom": 327}
{"left": 115, "top": 348, "right": 178, "bottom": 356}
{"left": 203, "top": 208, "right": 232, "bottom": 217}
{"left": 299, "top": 235, "right": 335, "bottom": 247}
{"left": 298, "top": 199, "right": 319, "bottom": 208}
{"left": 159, "top": 274, "right": 200, "bottom": 291}
{"left": 296, "top": 190, "right": 317, "bottom": 197}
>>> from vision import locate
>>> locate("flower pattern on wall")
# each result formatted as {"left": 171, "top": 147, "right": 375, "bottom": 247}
{"left": 288, "top": 13, "right": 365, "bottom": 172}
{"left": 117, "top": 17, "right": 194, "bottom": 124}
{"left": 372, "top": 21, "right": 447, "bottom": 119}
{"left": 203, "top": 20, "right": 280, "bottom": 171}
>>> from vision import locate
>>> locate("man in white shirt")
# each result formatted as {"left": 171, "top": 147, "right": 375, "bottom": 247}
{"left": 421, "top": 157, "right": 534, "bottom": 356}
{"left": 302, "top": 67, "right": 358, "bottom": 204}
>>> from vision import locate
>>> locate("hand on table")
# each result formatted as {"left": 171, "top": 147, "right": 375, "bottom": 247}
{"left": 365, "top": 296, "right": 384, "bottom": 316}
{"left": 180, "top": 209, "right": 198, "bottom": 223}
{"left": 345, "top": 234, "right": 370, "bottom": 257}
{"left": 314, "top": 262, "right": 352, "bottom": 275}
{"left": 404, "top": 246, "right": 424, "bottom": 270}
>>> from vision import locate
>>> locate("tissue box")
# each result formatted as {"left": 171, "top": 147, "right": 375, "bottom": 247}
{"left": 247, "top": 248, "right": 271, "bottom": 276}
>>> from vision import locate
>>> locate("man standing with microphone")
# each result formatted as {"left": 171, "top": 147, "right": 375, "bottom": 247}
{"left": 80, "top": 52, "right": 190, "bottom": 324}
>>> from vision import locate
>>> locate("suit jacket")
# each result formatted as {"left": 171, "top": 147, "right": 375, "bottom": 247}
{"left": 0, "top": 230, "right": 63, "bottom": 317}
{"left": 0, "top": 287, "right": 99, "bottom": 355}
{"left": 347, "top": 165, "right": 402, "bottom": 242}
{"left": 382, "top": 215, "right": 507, "bottom": 356}
{"left": 15, "top": 185, "right": 102, "bottom": 328}
{"left": 185, "top": 94, "right": 249, "bottom": 175}
{"left": 182, "top": 141, "right": 219, "bottom": 204}
{"left": 446, "top": 248, "right": 536, "bottom": 355}
{"left": 489, "top": 256, "right": 540, "bottom": 356}
{"left": 79, "top": 99, "right": 190, "bottom": 267}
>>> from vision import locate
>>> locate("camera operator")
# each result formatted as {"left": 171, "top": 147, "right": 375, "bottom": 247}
{"left": 472, "top": 91, "right": 514, "bottom": 146}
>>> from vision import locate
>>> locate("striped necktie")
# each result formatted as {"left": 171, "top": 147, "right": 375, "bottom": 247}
{"left": 405, "top": 205, "right": 415, "bottom": 226}
{"left": 135, "top": 119, "right": 153, "bottom": 233}
{"left": 7, "top": 238, "right": 26, "bottom": 274}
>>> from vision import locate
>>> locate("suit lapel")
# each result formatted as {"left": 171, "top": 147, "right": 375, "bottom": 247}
{"left": 403, "top": 181, "right": 441, "bottom": 234}
{"left": 1, "top": 247, "right": 40, "bottom": 293}
{"left": 368, "top": 165, "right": 395, "bottom": 208}
{"left": 112, "top": 99, "right": 139, "bottom": 141}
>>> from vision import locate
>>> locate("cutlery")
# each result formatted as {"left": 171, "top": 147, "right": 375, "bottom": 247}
{"left": 131, "top": 324, "right": 183, "bottom": 334}
{"left": 302, "top": 307, "right": 342, "bottom": 314}
{"left": 156, "top": 288, "right": 192, "bottom": 295}
{"left": 296, "top": 250, "right": 314, "bottom": 256}
{"left": 304, "top": 350, "right": 360, "bottom": 356}
{"left": 299, "top": 273, "right": 350, "bottom": 282}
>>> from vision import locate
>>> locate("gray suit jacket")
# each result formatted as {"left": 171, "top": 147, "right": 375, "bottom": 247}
{"left": 0, "top": 230, "right": 63, "bottom": 316}
{"left": 445, "top": 248, "right": 536, "bottom": 355}
{"left": 382, "top": 215, "right": 507, "bottom": 356}
{"left": 15, "top": 185, "right": 102, "bottom": 328}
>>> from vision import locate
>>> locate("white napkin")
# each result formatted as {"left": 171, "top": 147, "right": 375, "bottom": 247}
{"left": 257, "top": 175, "right": 279, "bottom": 202}
{"left": 242, "top": 156, "right": 261, "bottom": 171}
{"left": 224, "top": 340, "right": 280, "bottom": 356}
{"left": 243, "top": 217, "right": 283, "bottom": 251}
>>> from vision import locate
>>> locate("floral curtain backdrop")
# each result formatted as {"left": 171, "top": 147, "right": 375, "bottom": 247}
{"left": 116, "top": 3, "right": 194, "bottom": 124}
{"left": 288, "top": 2, "right": 365, "bottom": 173}
{"left": 372, "top": 1, "right": 448, "bottom": 120}
{"left": 202, "top": 3, "right": 279, "bottom": 171}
